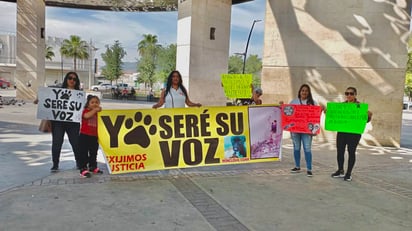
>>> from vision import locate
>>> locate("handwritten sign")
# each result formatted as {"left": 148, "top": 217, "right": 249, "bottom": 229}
{"left": 221, "top": 74, "right": 253, "bottom": 98}
{"left": 325, "top": 102, "right": 368, "bottom": 134}
{"left": 281, "top": 104, "right": 322, "bottom": 134}
{"left": 36, "top": 87, "right": 86, "bottom": 122}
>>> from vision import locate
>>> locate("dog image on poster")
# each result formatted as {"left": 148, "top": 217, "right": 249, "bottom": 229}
{"left": 223, "top": 135, "right": 247, "bottom": 159}
{"left": 248, "top": 106, "right": 282, "bottom": 159}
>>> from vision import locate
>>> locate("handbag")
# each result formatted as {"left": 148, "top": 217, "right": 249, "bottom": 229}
{"left": 39, "top": 119, "right": 52, "bottom": 133}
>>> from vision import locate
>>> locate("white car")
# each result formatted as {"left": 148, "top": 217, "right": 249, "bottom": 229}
{"left": 90, "top": 83, "right": 114, "bottom": 91}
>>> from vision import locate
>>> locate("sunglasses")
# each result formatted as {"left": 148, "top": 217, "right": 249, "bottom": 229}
{"left": 345, "top": 92, "right": 355, "bottom": 96}
{"left": 67, "top": 77, "right": 77, "bottom": 81}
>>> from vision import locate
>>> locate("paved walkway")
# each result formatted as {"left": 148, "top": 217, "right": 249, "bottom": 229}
{"left": 0, "top": 90, "right": 411, "bottom": 231}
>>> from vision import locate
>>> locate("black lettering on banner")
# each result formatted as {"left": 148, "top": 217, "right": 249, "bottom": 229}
{"left": 69, "top": 101, "right": 82, "bottom": 111}
{"left": 230, "top": 112, "right": 244, "bottom": 135}
{"left": 185, "top": 114, "right": 199, "bottom": 137}
{"left": 200, "top": 113, "right": 211, "bottom": 136}
{"left": 159, "top": 140, "right": 181, "bottom": 167}
{"left": 174, "top": 115, "right": 184, "bottom": 138}
{"left": 51, "top": 110, "right": 74, "bottom": 121}
{"left": 216, "top": 112, "right": 244, "bottom": 135}
{"left": 66, "top": 112, "right": 73, "bottom": 121}
{"left": 101, "top": 115, "right": 125, "bottom": 148}
{"left": 216, "top": 113, "right": 229, "bottom": 135}
{"left": 159, "top": 115, "right": 173, "bottom": 139}
{"left": 182, "top": 139, "right": 202, "bottom": 165}
{"left": 159, "top": 138, "right": 220, "bottom": 167}
{"left": 204, "top": 138, "right": 219, "bottom": 164}
{"left": 52, "top": 88, "right": 61, "bottom": 99}
{"left": 44, "top": 98, "right": 51, "bottom": 108}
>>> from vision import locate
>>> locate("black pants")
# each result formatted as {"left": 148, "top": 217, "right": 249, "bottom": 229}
{"left": 51, "top": 121, "right": 80, "bottom": 166}
{"left": 336, "top": 132, "right": 361, "bottom": 175}
{"left": 78, "top": 133, "right": 99, "bottom": 171}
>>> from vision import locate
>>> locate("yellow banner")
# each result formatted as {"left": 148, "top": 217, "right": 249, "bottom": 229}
{"left": 98, "top": 105, "right": 282, "bottom": 174}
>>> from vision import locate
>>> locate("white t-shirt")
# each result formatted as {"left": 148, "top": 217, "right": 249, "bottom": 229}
{"left": 164, "top": 87, "right": 186, "bottom": 108}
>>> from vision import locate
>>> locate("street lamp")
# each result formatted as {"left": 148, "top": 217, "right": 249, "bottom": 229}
{"left": 237, "top": 19, "right": 262, "bottom": 74}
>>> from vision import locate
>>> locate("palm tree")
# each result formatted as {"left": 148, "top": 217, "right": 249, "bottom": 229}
{"left": 137, "top": 34, "right": 160, "bottom": 57}
{"left": 60, "top": 35, "right": 89, "bottom": 72}
{"left": 45, "top": 45, "right": 55, "bottom": 61}
{"left": 137, "top": 34, "right": 161, "bottom": 88}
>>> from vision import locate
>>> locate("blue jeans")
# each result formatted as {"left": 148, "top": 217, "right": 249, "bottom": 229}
{"left": 291, "top": 133, "right": 312, "bottom": 171}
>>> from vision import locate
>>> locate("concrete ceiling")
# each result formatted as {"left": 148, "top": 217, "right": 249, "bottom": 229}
{"left": 1, "top": 0, "right": 253, "bottom": 12}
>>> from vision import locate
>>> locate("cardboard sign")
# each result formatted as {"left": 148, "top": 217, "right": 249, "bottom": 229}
{"left": 36, "top": 87, "right": 86, "bottom": 123}
{"left": 221, "top": 74, "right": 253, "bottom": 98}
{"left": 281, "top": 104, "right": 322, "bottom": 134}
{"left": 325, "top": 102, "right": 368, "bottom": 134}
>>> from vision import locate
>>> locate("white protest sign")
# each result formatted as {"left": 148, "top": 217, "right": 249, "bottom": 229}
{"left": 36, "top": 87, "right": 86, "bottom": 122}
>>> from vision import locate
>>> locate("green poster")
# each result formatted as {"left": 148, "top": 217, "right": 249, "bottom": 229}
{"left": 221, "top": 74, "right": 253, "bottom": 98}
{"left": 325, "top": 102, "right": 369, "bottom": 134}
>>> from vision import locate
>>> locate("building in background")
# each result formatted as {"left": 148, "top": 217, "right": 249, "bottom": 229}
{"left": 0, "top": 33, "right": 96, "bottom": 89}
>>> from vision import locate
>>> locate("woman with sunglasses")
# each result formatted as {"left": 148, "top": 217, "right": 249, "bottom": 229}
{"left": 331, "top": 87, "right": 372, "bottom": 181}
{"left": 49, "top": 72, "right": 82, "bottom": 172}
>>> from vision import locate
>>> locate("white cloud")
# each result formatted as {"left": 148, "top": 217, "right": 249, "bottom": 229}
{"left": 0, "top": 3, "right": 16, "bottom": 34}
{"left": 1, "top": 0, "right": 265, "bottom": 64}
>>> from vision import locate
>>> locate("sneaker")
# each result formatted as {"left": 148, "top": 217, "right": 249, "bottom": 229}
{"left": 291, "top": 167, "right": 301, "bottom": 173}
{"left": 331, "top": 170, "right": 345, "bottom": 178}
{"left": 50, "top": 165, "right": 59, "bottom": 173}
{"left": 80, "top": 170, "right": 91, "bottom": 178}
{"left": 344, "top": 174, "right": 352, "bottom": 181}
{"left": 90, "top": 167, "right": 103, "bottom": 174}
{"left": 307, "top": 171, "right": 313, "bottom": 177}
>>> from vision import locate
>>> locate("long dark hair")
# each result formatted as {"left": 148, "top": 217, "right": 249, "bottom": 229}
{"left": 164, "top": 70, "right": 188, "bottom": 98}
{"left": 62, "top": 71, "right": 80, "bottom": 90}
{"left": 298, "top": 84, "right": 314, "bottom": 105}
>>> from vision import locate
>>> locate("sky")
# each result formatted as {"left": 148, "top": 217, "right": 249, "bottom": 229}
{"left": 0, "top": 0, "right": 266, "bottom": 64}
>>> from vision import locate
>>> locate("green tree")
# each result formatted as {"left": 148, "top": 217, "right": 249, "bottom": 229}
{"left": 101, "top": 40, "right": 126, "bottom": 83}
{"left": 405, "top": 36, "right": 412, "bottom": 99}
{"left": 137, "top": 34, "right": 160, "bottom": 88}
{"left": 245, "top": 55, "right": 262, "bottom": 86}
{"left": 45, "top": 46, "right": 55, "bottom": 61}
{"left": 156, "top": 43, "right": 176, "bottom": 82}
{"left": 228, "top": 54, "right": 262, "bottom": 86}
{"left": 228, "top": 55, "right": 244, "bottom": 74}
{"left": 60, "top": 35, "right": 89, "bottom": 72}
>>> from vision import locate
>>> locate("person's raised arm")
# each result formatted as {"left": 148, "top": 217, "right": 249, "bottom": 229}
{"left": 83, "top": 107, "right": 102, "bottom": 119}
{"left": 152, "top": 89, "right": 165, "bottom": 109}
{"left": 185, "top": 97, "right": 201, "bottom": 107}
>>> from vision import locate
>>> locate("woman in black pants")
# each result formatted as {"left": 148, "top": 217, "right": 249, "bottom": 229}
{"left": 331, "top": 87, "right": 372, "bottom": 181}
{"left": 50, "top": 72, "right": 82, "bottom": 172}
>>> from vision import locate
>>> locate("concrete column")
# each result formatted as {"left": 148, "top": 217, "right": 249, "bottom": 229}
{"left": 15, "top": 0, "right": 45, "bottom": 100}
{"left": 176, "top": 0, "right": 231, "bottom": 106}
{"left": 262, "top": 0, "right": 411, "bottom": 147}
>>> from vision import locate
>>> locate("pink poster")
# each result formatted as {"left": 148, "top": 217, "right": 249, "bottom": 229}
{"left": 281, "top": 104, "right": 322, "bottom": 134}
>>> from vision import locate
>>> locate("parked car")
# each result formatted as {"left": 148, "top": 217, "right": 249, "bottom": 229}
{"left": 403, "top": 101, "right": 412, "bottom": 110}
{"left": 112, "top": 83, "right": 134, "bottom": 91}
{"left": 90, "top": 83, "right": 114, "bottom": 91}
{"left": 0, "top": 79, "right": 11, "bottom": 89}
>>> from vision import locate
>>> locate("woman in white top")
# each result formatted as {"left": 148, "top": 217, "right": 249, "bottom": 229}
{"left": 152, "top": 70, "right": 202, "bottom": 109}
